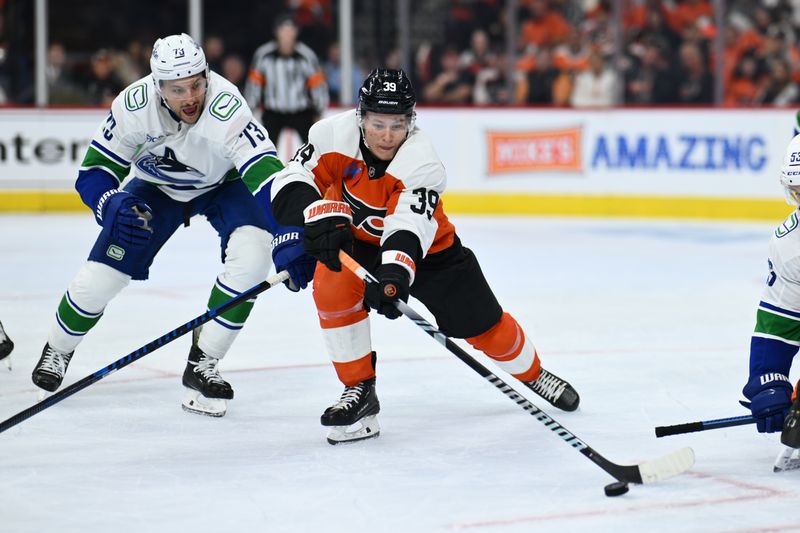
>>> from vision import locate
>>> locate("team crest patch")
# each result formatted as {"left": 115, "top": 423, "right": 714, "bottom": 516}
{"left": 776, "top": 212, "right": 799, "bottom": 239}
{"left": 209, "top": 92, "right": 242, "bottom": 121}
{"left": 106, "top": 245, "right": 125, "bottom": 261}
{"left": 124, "top": 84, "right": 148, "bottom": 111}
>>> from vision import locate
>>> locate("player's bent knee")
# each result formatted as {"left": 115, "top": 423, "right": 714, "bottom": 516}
{"left": 223, "top": 225, "right": 272, "bottom": 286}
{"left": 312, "top": 264, "right": 365, "bottom": 313}
{"left": 69, "top": 261, "right": 132, "bottom": 310}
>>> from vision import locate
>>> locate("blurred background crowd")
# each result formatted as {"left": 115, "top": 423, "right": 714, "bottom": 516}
{"left": 1, "top": 0, "right": 799, "bottom": 108}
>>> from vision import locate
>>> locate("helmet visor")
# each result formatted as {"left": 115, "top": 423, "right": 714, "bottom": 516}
{"left": 160, "top": 76, "right": 208, "bottom": 101}
{"left": 784, "top": 184, "right": 800, "bottom": 206}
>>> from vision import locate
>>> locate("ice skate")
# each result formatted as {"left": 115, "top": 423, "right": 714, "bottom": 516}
{"left": 181, "top": 345, "right": 233, "bottom": 417}
{"left": 321, "top": 377, "right": 381, "bottom": 445}
{"left": 524, "top": 368, "right": 580, "bottom": 412}
{"left": 774, "top": 446, "right": 800, "bottom": 472}
{"left": 0, "top": 320, "right": 13, "bottom": 370}
{"left": 776, "top": 390, "right": 800, "bottom": 472}
{"left": 32, "top": 343, "right": 74, "bottom": 392}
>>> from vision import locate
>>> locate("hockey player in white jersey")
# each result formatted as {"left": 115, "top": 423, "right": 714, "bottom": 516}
{"left": 743, "top": 133, "right": 800, "bottom": 448}
{"left": 31, "top": 34, "right": 314, "bottom": 416}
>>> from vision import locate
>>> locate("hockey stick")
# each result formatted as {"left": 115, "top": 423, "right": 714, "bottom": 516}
{"left": 654, "top": 414, "right": 755, "bottom": 437}
{"left": 338, "top": 251, "right": 694, "bottom": 484}
{"left": 0, "top": 270, "right": 290, "bottom": 434}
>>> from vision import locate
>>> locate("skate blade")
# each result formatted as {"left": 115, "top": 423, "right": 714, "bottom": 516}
{"left": 326, "top": 415, "right": 380, "bottom": 445}
{"left": 1, "top": 355, "right": 10, "bottom": 371}
{"left": 181, "top": 388, "right": 227, "bottom": 418}
{"left": 774, "top": 446, "right": 800, "bottom": 472}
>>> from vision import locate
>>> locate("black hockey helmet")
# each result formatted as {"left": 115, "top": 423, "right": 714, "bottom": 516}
{"left": 358, "top": 68, "right": 416, "bottom": 116}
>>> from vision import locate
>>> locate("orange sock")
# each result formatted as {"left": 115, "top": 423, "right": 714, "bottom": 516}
{"left": 466, "top": 313, "right": 541, "bottom": 381}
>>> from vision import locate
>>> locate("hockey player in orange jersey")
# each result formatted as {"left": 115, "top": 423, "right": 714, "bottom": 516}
{"left": 269, "top": 68, "right": 580, "bottom": 443}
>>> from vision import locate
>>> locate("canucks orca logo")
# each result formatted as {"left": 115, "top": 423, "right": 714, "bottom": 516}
{"left": 136, "top": 147, "right": 205, "bottom": 185}
{"left": 342, "top": 182, "right": 386, "bottom": 238}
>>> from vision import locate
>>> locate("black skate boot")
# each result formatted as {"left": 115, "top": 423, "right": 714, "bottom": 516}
{"left": 32, "top": 343, "right": 74, "bottom": 392}
{"left": 0, "top": 320, "right": 13, "bottom": 370}
{"left": 774, "top": 385, "right": 800, "bottom": 472}
{"left": 321, "top": 377, "right": 381, "bottom": 445}
{"left": 781, "top": 390, "right": 800, "bottom": 449}
{"left": 524, "top": 368, "right": 580, "bottom": 412}
{"left": 181, "top": 346, "right": 233, "bottom": 417}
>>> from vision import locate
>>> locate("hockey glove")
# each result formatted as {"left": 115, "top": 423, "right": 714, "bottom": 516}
{"left": 742, "top": 373, "right": 793, "bottom": 433}
{"left": 364, "top": 264, "right": 410, "bottom": 320}
{"left": 271, "top": 226, "right": 316, "bottom": 291}
{"left": 303, "top": 200, "right": 353, "bottom": 272}
{"left": 96, "top": 189, "right": 154, "bottom": 248}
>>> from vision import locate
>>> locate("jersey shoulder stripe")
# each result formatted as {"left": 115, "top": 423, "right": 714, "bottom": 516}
{"left": 89, "top": 140, "right": 130, "bottom": 166}
{"left": 240, "top": 150, "right": 279, "bottom": 175}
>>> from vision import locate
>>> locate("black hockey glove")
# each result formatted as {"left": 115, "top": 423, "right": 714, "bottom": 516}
{"left": 303, "top": 200, "right": 354, "bottom": 272}
{"left": 364, "top": 264, "right": 410, "bottom": 320}
{"left": 96, "top": 189, "right": 154, "bottom": 248}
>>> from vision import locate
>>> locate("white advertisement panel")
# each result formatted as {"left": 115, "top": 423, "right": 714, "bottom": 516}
{"left": 0, "top": 108, "right": 794, "bottom": 199}
{"left": 415, "top": 108, "right": 793, "bottom": 199}
{"left": 0, "top": 109, "right": 106, "bottom": 189}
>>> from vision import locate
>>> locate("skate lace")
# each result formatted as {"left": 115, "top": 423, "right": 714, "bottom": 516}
{"left": 332, "top": 384, "right": 366, "bottom": 411}
{"left": 529, "top": 370, "right": 566, "bottom": 401}
{"left": 39, "top": 347, "right": 69, "bottom": 376}
{"left": 193, "top": 355, "right": 226, "bottom": 385}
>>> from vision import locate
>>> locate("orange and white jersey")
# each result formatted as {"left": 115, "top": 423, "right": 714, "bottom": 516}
{"left": 271, "top": 109, "right": 456, "bottom": 256}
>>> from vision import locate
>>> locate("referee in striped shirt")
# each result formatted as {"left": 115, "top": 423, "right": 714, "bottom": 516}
{"left": 245, "top": 14, "right": 329, "bottom": 145}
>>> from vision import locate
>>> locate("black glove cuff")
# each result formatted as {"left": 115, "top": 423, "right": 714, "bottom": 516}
{"left": 381, "top": 230, "right": 422, "bottom": 265}
{"left": 377, "top": 263, "right": 410, "bottom": 284}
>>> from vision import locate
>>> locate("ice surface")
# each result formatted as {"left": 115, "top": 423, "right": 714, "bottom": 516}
{"left": 1, "top": 213, "right": 797, "bottom": 533}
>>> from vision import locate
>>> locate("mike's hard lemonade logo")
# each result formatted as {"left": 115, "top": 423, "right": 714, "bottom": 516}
{"left": 487, "top": 127, "right": 582, "bottom": 174}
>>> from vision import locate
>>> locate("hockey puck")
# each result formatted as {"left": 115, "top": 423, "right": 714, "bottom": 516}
{"left": 604, "top": 481, "right": 629, "bottom": 497}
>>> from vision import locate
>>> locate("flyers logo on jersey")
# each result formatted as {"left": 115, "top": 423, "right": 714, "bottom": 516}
{"left": 487, "top": 127, "right": 582, "bottom": 174}
{"left": 343, "top": 183, "right": 387, "bottom": 238}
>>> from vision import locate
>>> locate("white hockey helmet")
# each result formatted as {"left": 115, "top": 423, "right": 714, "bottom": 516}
{"left": 150, "top": 33, "right": 208, "bottom": 89}
{"left": 780, "top": 134, "right": 800, "bottom": 205}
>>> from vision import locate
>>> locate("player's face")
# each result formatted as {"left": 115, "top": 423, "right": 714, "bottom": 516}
{"left": 362, "top": 112, "right": 409, "bottom": 161}
{"left": 160, "top": 74, "right": 207, "bottom": 124}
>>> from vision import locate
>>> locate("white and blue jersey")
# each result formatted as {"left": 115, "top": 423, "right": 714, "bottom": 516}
{"left": 78, "top": 70, "right": 282, "bottom": 204}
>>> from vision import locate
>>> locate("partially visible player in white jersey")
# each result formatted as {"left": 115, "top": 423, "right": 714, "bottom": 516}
{"left": 744, "top": 133, "right": 800, "bottom": 448}
{"left": 31, "top": 33, "right": 316, "bottom": 416}
{"left": 268, "top": 69, "right": 580, "bottom": 444}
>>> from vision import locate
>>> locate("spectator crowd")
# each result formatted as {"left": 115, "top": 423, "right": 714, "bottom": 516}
{"left": 2, "top": 0, "right": 800, "bottom": 109}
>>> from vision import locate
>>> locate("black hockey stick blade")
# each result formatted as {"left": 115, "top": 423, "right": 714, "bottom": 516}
{"left": 655, "top": 414, "right": 755, "bottom": 437}
{"left": 338, "top": 251, "right": 694, "bottom": 484}
{"left": 0, "top": 270, "right": 289, "bottom": 434}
